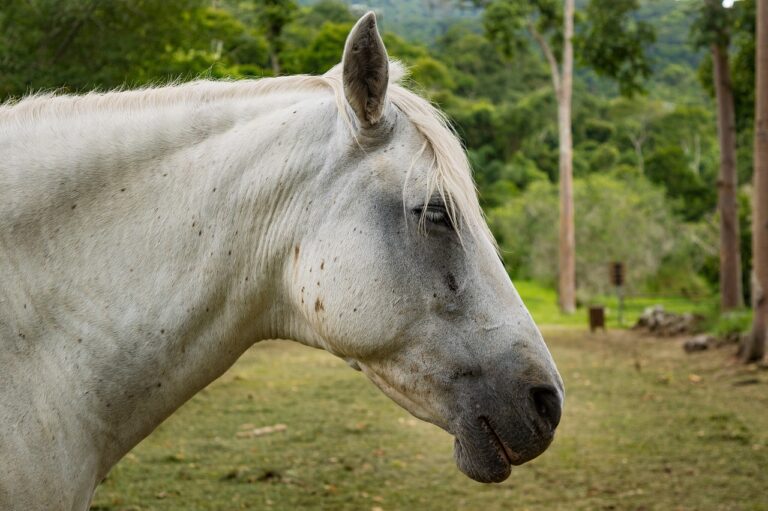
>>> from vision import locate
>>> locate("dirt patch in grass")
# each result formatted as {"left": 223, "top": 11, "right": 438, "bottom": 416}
{"left": 91, "top": 329, "right": 768, "bottom": 511}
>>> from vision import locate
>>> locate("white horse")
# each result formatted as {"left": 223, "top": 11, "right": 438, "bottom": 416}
{"left": 0, "top": 13, "right": 563, "bottom": 510}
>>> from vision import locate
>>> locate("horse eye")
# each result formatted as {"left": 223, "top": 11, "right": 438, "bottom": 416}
{"left": 413, "top": 203, "right": 455, "bottom": 230}
{"left": 424, "top": 208, "right": 447, "bottom": 223}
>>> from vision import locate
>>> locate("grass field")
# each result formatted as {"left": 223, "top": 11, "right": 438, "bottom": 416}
{"left": 90, "top": 329, "right": 768, "bottom": 511}
{"left": 514, "top": 281, "right": 718, "bottom": 329}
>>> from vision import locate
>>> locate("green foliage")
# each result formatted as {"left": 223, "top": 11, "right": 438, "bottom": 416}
{"left": 645, "top": 145, "right": 714, "bottom": 221}
{"left": 645, "top": 218, "right": 717, "bottom": 298}
{"left": 689, "top": 0, "right": 755, "bottom": 132}
{"left": 0, "top": 0, "right": 755, "bottom": 303}
{"left": 576, "top": 0, "right": 655, "bottom": 95}
{"left": 689, "top": 0, "right": 734, "bottom": 49}
{"left": 0, "top": 0, "right": 270, "bottom": 96}
{"left": 582, "top": 118, "right": 615, "bottom": 143}
{"left": 515, "top": 279, "right": 715, "bottom": 327}
{"left": 481, "top": 0, "right": 543, "bottom": 59}
{"left": 587, "top": 144, "right": 620, "bottom": 171}
{"left": 738, "top": 187, "right": 753, "bottom": 304}
{"left": 728, "top": 0, "right": 756, "bottom": 137}
{"left": 708, "top": 308, "right": 754, "bottom": 336}
{"left": 409, "top": 56, "right": 456, "bottom": 91}
{"left": 300, "top": 0, "right": 355, "bottom": 26}
{"left": 481, "top": 0, "right": 654, "bottom": 96}
{"left": 255, "top": 0, "right": 298, "bottom": 52}
{"left": 451, "top": 100, "right": 498, "bottom": 154}
{"left": 433, "top": 23, "right": 551, "bottom": 102}
{"left": 489, "top": 173, "right": 691, "bottom": 297}
{"left": 346, "top": 0, "right": 482, "bottom": 45}
{"left": 293, "top": 21, "right": 352, "bottom": 73}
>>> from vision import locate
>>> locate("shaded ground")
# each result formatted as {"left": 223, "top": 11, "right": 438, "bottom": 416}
{"left": 91, "top": 329, "right": 768, "bottom": 511}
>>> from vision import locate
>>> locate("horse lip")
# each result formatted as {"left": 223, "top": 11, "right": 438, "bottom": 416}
{"left": 479, "top": 417, "right": 521, "bottom": 466}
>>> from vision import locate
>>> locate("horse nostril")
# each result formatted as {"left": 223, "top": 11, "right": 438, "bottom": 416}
{"left": 529, "top": 385, "right": 562, "bottom": 431}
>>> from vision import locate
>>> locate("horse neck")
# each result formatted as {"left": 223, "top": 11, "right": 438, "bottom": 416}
{"left": 1, "top": 84, "right": 341, "bottom": 477}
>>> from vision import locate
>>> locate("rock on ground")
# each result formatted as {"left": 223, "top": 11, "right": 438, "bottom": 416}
{"left": 633, "top": 305, "right": 704, "bottom": 337}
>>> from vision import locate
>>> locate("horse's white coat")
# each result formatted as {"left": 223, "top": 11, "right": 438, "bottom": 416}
{"left": 0, "top": 14, "right": 562, "bottom": 509}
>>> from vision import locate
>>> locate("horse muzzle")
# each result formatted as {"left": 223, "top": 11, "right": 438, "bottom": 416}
{"left": 452, "top": 384, "right": 563, "bottom": 483}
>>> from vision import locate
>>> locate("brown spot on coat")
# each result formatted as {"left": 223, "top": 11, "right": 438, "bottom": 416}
{"left": 314, "top": 298, "right": 325, "bottom": 312}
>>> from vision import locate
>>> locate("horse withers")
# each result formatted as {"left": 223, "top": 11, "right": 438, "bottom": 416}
{"left": 0, "top": 12, "right": 563, "bottom": 510}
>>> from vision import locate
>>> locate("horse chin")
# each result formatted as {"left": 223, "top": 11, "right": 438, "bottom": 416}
{"left": 453, "top": 436, "right": 511, "bottom": 483}
{"left": 452, "top": 415, "right": 555, "bottom": 483}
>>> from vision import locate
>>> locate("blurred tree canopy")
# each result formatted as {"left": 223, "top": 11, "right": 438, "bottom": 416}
{"left": 488, "top": 172, "right": 714, "bottom": 299}
{"left": 0, "top": 0, "right": 272, "bottom": 96}
{"left": 479, "top": 0, "right": 655, "bottom": 95}
{"left": 0, "top": 0, "right": 757, "bottom": 299}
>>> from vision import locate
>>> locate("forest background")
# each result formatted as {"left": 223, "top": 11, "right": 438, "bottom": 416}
{"left": 0, "top": 0, "right": 758, "bottom": 321}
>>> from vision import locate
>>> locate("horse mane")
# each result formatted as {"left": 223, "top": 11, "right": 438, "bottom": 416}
{"left": 0, "top": 61, "right": 493, "bottom": 248}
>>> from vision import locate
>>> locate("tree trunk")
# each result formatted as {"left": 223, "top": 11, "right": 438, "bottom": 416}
{"left": 712, "top": 44, "right": 743, "bottom": 311}
{"left": 270, "top": 50, "right": 281, "bottom": 76}
{"left": 630, "top": 133, "right": 646, "bottom": 175}
{"left": 558, "top": 0, "right": 576, "bottom": 314}
{"left": 743, "top": 0, "right": 768, "bottom": 362}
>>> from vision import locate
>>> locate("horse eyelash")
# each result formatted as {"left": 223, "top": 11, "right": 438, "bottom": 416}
{"left": 412, "top": 203, "right": 454, "bottom": 229}
{"left": 423, "top": 208, "right": 446, "bottom": 222}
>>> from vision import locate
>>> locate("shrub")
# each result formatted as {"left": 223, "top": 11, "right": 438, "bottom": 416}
{"left": 489, "top": 172, "right": 703, "bottom": 298}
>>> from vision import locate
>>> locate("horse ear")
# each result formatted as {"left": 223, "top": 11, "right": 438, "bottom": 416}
{"left": 342, "top": 12, "right": 389, "bottom": 127}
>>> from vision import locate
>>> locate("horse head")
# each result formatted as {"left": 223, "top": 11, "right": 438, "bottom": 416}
{"left": 290, "top": 13, "right": 564, "bottom": 483}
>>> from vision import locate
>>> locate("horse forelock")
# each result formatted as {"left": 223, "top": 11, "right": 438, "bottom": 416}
{"left": 0, "top": 60, "right": 494, "bottom": 249}
{"left": 387, "top": 84, "right": 496, "bottom": 250}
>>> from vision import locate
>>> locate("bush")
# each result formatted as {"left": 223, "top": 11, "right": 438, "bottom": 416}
{"left": 489, "top": 172, "right": 701, "bottom": 298}
{"left": 709, "top": 309, "right": 753, "bottom": 337}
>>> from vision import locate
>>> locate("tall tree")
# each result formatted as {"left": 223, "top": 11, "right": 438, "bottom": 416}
{"left": 743, "top": 0, "right": 767, "bottom": 362}
{"left": 557, "top": 0, "right": 576, "bottom": 314}
{"left": 691, "top": 0, "right": 743, "bottom": 311}
{"left": 481, "top": 0, "right": 654, "bottom": 313}
{"left": 255, "top": 0, "right": 298, "bottom": 75}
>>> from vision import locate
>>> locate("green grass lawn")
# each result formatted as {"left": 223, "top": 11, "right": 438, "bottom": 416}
{"left": 514, "top": 280, "right": 717, "bottom": 329}
{"left": 91, "top": 329, "right": 768, "bottom": 511}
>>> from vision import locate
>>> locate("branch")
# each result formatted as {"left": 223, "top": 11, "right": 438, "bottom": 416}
{"left": 528, "top": 21, "right": 561, "bottom": 97}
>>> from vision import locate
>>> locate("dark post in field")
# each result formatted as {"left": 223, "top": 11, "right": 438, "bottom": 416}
{"left": 611, "top": 261, "right": 625, "bottom": 327}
